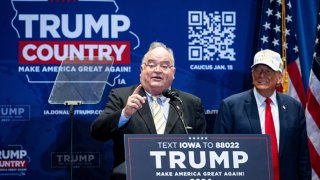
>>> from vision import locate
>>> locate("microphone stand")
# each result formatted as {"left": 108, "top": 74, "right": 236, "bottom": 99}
{"left": 169, "top": 100, "right": 189, "bottom": 134}
{"left": 64, "top": 100, "right": 81, "bottom": 180}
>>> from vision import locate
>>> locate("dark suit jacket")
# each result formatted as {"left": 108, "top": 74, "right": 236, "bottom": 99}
{"left": 91, "top": 85, "right": 206, "bottom": 167}
{"left": 214, "top": 89, "right": 311, "bottom": 180}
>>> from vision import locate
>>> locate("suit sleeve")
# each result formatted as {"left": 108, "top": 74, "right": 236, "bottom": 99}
{"left": 214, "top": 99, "right": 233, "bottom": 134}
{"left": 193, "top": 97, "right": 207, "bottom": 134}
{"left": 90, "top": 89, "right": 126, "bottom": 141}
{"left": 297, "top": 104, "right": 311, "bottom": 179}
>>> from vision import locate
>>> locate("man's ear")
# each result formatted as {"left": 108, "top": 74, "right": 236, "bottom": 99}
{"left": 173, "top": 67, "right": 176, "bottom": 79}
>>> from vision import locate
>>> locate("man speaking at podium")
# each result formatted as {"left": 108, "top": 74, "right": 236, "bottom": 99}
{"left": 91, "top": 42, "right": 207, "bottom": 178}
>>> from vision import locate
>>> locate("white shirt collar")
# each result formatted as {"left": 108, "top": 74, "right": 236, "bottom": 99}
{"left": 144, "top": 90, "right": 168, "bottom": 104}
{"left": 253, "top": 87, "right": 277, "bottom": 106}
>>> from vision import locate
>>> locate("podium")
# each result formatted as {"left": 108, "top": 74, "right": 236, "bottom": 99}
{"left": 124, "top": 134, "right": 273, "bottom": 180}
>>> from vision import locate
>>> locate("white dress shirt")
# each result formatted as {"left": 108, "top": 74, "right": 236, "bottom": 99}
{"left": 253, "top": 87, "right": 280, "bottom": 150}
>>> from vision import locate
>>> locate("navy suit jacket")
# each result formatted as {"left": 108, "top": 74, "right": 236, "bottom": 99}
{"left": 91, "top": 85, "right": 206, "bottom": 167}
{"left": 214, "top": 89, "right": 311, "bottom": 180}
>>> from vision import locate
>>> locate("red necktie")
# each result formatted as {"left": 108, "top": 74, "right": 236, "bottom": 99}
{"left": 265, "top": 98, "right": 280, "bottom": 180}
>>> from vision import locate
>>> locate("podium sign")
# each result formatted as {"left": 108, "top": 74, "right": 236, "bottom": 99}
{"left": 124, "top": 134, "right": 273, "bottom": 180}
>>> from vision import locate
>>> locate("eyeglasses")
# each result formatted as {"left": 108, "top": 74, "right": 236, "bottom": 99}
{"left": 143, "top": 62, "right": 173, "bottom": 71}
{"left": 253, "top": 67, "right": 275, "bottom": 76}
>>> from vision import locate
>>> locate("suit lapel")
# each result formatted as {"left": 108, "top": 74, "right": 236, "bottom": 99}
{"left": 164, "top": 101, "right": 180, "bottom": 134}
{"left": 245, "top": 90, "right": 262, "bottom": 134}
{"left": 135, "top": 88, "right": 157, "bottom": 134}
{"left": 277, "top": 93, "right": 287, "bottom": 158}
{"left": 134, "top": 87, "right": 182, "bottom": 134}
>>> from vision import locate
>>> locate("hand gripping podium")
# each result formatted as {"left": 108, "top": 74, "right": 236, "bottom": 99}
{"left": 123, "top": 134, "right": 274, "bottom": 180}
{"left": 48, "top": 56, "right": 113, "bottom": 180}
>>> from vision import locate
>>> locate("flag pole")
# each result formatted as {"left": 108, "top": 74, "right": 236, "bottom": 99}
{"left": 281, "top": 0, "right": 289, "bottom": 93}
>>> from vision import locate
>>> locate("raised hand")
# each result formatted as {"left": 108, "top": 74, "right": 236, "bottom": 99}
{"left": 123, "top": 84, "right": 147, "bottom": 118}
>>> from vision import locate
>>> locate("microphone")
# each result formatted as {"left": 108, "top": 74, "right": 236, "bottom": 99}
{"left": 162, "top": 89, "right": 188, "bottom": 134}
{"left": 162, "top": 89, "right": 183, "bottom": 104}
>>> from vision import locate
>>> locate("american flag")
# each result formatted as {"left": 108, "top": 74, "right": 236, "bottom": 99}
{"left": 257, "top": 0, "right": 306, "bottom": 107}
{"left": 257, "top": 0, "right": 320, "bottom": 179}
{"left": 306, "top": 6, "right": 320, "bottom": 180}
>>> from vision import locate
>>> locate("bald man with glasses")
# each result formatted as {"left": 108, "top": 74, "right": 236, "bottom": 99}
{"left": 91, "top": 42, "right": 206, "bottom": 178}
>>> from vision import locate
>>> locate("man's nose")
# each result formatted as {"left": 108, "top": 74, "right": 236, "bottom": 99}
{"left": 154, "top": 65, "right": 162, "bottom": 71}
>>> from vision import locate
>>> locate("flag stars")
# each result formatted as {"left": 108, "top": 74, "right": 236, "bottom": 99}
{"left": 275, "top": 11, "right": 281, "bottom": 19}
{"left": 266, "top": 8, "right": 273, "bottom": 16}
{"left": 260, "top": 0, "right": 300, "bottom": 67}
{"left": 272, "top": 38, "right": 279, "bottom": 46}
{"left": 274, "top": 25, "right": 281, "bottom": 33}
{"left": 317, "top": 24, "right": 320, "bottom": 31}
{"left": 276, "top": 0, "right": 282, "bottom": 5}
{"left": 287, "top": 1, "right": 292, "bottom": 9}
{"left": 293, "top": 45, "right": 299, "bottom": 53}
{"left": 261, "top": 35, "right": 269, "bottom": 43}
{"left": 263, "top": 22, "right": 271, "bottom": 30}
{"left": 286, "top": 15, "right": 292, "bottom": 23}
{"left": 285, "top": 29, "right": 291, "bottom": 36}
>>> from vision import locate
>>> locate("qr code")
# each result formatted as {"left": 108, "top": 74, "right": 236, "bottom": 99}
{"left": 188, "top": 11, "right": 236, "bottom": 61}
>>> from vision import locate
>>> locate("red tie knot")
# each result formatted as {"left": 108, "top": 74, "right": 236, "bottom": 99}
{"left": 265, "top": 97, "right": 272, "bottom": 105}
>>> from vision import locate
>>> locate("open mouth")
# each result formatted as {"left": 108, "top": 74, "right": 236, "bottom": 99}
{"left": 151, "top": 76, "right": 163, "bottom": 81}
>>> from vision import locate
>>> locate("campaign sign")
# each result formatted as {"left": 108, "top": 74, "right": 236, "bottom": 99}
{"left": 124, "top": 134, "right": 273, "bottom": 180}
